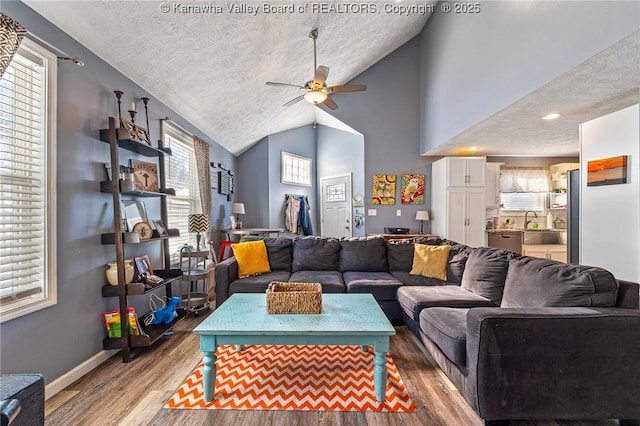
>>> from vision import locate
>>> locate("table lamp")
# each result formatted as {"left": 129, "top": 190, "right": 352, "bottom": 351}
{"left": 188, "top": 213, "right": 209, "bottom": 251}
{"left": 232, "top": 203, "right": 245, "bottom": 228}
{"left": 415, "top": 210, "right": 430, "bottom": 234}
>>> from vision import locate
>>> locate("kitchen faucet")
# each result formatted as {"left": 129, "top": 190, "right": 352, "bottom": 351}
{"left": 524, "top": 211, "right": 538, "bottom": 229}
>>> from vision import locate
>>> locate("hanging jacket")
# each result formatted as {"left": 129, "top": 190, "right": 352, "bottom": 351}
{"left": 298, "top": 196, "right": 313, "bottom": 235}
{"left": 285, "top": 196, "right": 300, "bottom": 233}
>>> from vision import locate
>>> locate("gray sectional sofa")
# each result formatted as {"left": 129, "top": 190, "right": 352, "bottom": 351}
{"left": 214, "top": 235, "right": 640, "bottom": 424}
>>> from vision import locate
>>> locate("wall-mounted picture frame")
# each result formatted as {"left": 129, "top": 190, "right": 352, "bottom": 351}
{"left": 401, "top": 174, "right": 425, "bottom": 205}
{"left": 218, "top": 171, "right": 231, "bottom": 195}
{"left": 130, "top": 159, "right": 159, "bottom": 192}
{"left": 134, "top": 255, "right": 153, "bottom": 275}
{"left": 152, "top": 220, "right": 168, "bottom": 237}
{"left": 372, "top": 174, "right": 396, "bottom": 205}
{"left": 587, "top": 155, "right": 628, "bottom": 186}
{"left": 210, "top": 169, "right": 218, "bottom": 189}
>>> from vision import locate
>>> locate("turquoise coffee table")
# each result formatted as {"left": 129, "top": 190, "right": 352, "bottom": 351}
{"left": 193, "top": 293, "right": 396, "bottom": 403}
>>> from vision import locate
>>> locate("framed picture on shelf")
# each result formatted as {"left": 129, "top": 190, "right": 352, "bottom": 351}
{"left": 134, "top": 255, "right": 154, "bottom": 275}
{"left": 153, "top": 219, "right": 169, "bottom": 237}
{"left": 130, "top": 159, "right": 159, "bottom": 192}
{"left": 123, "top": 200, "right": 148, "bottom": 232}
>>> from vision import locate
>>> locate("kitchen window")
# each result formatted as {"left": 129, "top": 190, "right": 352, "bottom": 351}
{"left": 500, "top": 167, "right": 549, "bottom": 212}
{"left": 0, "top": 38, "right": 58, "bottom": 322}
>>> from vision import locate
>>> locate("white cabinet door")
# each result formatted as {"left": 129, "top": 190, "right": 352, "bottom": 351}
{"left": 485, "top": 163, "right": 501, "bottom": 208}
{"left": 466, "top": 188, "right": 486, "bottom": 247}
{"left": 522, "top": 247, "right": 548, "bottom": 259}
{"left": 548, "top": 249, "right": 567, "bottom": 263}
{"left": 446, "top": 188, "right": 467, "bottom": 244}
{"left": 447, "top": 158, "right": 467, "bottom": 187}
{"left": 466, "top": 158, "right": 486, "bottom": 187}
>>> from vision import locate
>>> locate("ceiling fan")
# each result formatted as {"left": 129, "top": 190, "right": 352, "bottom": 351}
{"left": 266, "top": 29, "right": 367, "bottom": 110}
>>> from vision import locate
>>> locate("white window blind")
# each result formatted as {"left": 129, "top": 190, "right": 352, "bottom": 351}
{"left": 281, "top": 151, "right": 312, "bottom": 186}
{"left": 163, "top": 123, "right": 200, "bottom": 264}
{"left": 0, "top": 38, "right": 57, "bottom": 322}
{"left": 500, "top": 167, "right": 549, "bottom": 212}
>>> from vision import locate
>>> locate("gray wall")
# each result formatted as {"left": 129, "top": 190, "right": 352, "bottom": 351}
{"left": 419, "top": 1, "right": 640, "bottom": 153}
{"left": 235, "top": 136, "right": 270, "bottom": 230}
{"left": 325, "top": 37, "right": 431, "bottom": 234}
{"left": 316, "top": 125, "right": 365, "bottom": 236}
{"left": 0, "top": 1, "right": 236, "bottom": 384}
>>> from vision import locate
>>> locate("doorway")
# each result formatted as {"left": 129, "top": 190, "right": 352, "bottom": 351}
{"left": 320, "top": 174, "right": 352, "bottom": 238}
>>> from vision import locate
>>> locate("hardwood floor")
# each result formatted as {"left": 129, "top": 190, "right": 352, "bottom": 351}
{"left": 45, "top": 311, "right": 617, "bottom": 426}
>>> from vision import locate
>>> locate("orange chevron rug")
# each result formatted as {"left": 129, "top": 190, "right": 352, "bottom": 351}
{"left": 166, "top": 344, "right": 415, "bottom": 412}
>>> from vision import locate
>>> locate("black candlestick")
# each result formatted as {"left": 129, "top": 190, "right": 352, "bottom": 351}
{"left": 128, "top": 110, "right": 137, "bottom": 125}
{"left": 141, "top": 97, "right": 150, "bottom": 133}
{"left": 114, "top": 90, "right": 124, "bottom": 125}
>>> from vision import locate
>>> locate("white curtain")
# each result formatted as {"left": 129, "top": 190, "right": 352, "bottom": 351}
{"left": 500, "top": 167, "right": 550, "bottom": 193}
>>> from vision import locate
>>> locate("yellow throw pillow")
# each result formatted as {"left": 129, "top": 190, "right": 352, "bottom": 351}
{"left": 410, "top": 244, "right": 450, "bottom": 280}
{"left": 233, "top": 240, "right": 272, "bottom": 278}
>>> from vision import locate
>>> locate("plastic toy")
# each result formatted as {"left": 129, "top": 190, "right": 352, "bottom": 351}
{"left": 151, "top": 296, "right": 181, "bottom": 325}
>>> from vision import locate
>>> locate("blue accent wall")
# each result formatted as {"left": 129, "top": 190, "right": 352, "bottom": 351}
{"left": 0, "top": 1, "right": 236, "bottom": 383}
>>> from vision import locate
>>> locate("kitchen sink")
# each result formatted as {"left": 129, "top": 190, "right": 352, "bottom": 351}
{"left": 523, "top": 230, "right": 567, "bottom": 245}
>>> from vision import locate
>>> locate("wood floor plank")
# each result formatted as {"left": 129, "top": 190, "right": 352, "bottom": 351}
{"left": 45, "top": 311, "right": 618, "bottom": 426}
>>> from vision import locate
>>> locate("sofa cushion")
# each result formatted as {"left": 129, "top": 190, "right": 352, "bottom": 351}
{"left": 232, "top": 240, "right": 272, "bottom": 278}
{"left": 390, "top": 271, "right": 447, "bottom": 287}
{"left": 501, "top": 257, "right": 620, "bottom": 308}
{"left": 264, "top": 237, "right": 293, "bottom": 271}
{"left": 397, "top": 285, "right": 495, "bottom": 321}
{"left": 420, "top": 307, "right": 469, "bottom": 367}
{"left": 446, "top": 244, "right": 472, "bottom": 285}
{"left": 229, "top": 271, "right": 292, "bottom": 295}
{"left": 344, "top": 271, "right": 403, "bottom": 301}
{"left": 289, "top": 270, "right": 346, "bottom": 293}
{"left": 292, "top": 236, "right": 341, "bottom": 272}
{"left": 386, "top": 236, "right": 442, "bottom": 272}
{"left": 461, "top": 247, "right": 519, "bottom": 305}
{"left": 339, "top": 236, "right": 387, "bottom": 272}
{"left": 410, "top": 244, "right": 450, "bottom": 280}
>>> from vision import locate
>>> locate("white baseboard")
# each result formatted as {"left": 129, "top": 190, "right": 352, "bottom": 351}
{"left": 45, "top": 349, "right": 118, "bottom": 400}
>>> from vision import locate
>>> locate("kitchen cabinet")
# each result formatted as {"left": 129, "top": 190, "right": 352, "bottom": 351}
{"left": 485, "top": 162, "right": 503, "bottom": 208}
{"left": 522, "top": 244, "right": 567, "bottom": 263}
{"left": 445, "top": 157, "right": 486, "bottom": 187}
{"left": 432, "top": 157, "right": 486, "bottom": 247}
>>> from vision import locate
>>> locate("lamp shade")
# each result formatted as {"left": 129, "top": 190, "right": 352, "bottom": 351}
{"left": 415, "top": 211, "right": 430, "bottom": 221}
{"left": 304, "top": 90, "right": 328, "bottom": 104}
{"left": 232, "top": 203, "right": 245, "bottom": 215}
{"left": 188, "top": 214, "right": 209, "bottom": 233}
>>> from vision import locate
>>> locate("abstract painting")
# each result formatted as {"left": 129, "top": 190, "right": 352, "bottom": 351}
{"left": 372, "top": 174, "right": 396, "bottom": 205}
{"left": 587, "top": 155, "right": 628, "bottom": 186}
{"left": 401, "top": 174, "right": 425, "bottom": 204}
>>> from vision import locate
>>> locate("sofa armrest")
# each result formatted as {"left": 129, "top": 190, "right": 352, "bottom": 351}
{"left": 214, "top": 256, "right": 238, "bottom": 307}
{"left": 617, "top": 279, "right": 640, "bottom": 309}
{"left": 465, "top": 307, "right": 640, "bottom": 421}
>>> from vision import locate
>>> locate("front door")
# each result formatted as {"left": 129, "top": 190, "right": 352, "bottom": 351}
{"left": 320, "top": 174, "right": 352, "bottom": 238}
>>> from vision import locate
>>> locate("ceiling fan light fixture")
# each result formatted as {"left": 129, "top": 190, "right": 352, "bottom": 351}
{"left": 542, "top": 112, "right": 561, "bottom": 120}
{"left": 304, "top": 90, "right": 327, "bottom": 104}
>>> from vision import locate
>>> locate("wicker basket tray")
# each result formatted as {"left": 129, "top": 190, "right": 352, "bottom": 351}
{"left": 266, "top": 281, "right": 322, "bottom": 314}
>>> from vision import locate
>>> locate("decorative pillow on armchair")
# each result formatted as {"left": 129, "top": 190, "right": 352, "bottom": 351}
{"left": 233, "top": 240, "right": 272, "bottom": 278}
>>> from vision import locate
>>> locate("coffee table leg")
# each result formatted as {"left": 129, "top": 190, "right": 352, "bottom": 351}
{"left": 374, "top": 351, "right": 387, "bottom": 403}
{"left": 202, "top": 351, "right": 216, "bottom": 402}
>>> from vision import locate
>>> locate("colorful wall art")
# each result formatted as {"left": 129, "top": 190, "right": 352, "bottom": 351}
{"left": 372, "top": 174, "right": 396, "bottom": 205}
{"left": 587, "top": 155, "right": 628, "bottom": 186}
{"left": 401, "top": 174, "right": 425, "bottom": 204}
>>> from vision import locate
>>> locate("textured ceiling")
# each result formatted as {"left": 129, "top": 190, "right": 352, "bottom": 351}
{"left": 23, "top": 0, "right": 430, "bottom": 155}
{"left": 427, "top": 31, "right": 640, "bottom": 157}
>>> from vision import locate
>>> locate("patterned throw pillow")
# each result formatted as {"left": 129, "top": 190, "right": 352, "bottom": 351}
{"left": 233, "top": 240, "right": 272, "bottom": 278}
{"left": 409, "top": 244, "right": 451, "bottom": 280}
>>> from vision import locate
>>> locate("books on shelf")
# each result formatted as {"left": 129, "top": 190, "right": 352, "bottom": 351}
{"left": 102, "top": 307, "right": 145, "bottom": 338}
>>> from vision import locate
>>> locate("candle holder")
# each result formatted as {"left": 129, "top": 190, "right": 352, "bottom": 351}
{"left": 113, "top": 90, "right": 124, "bottom": 126}
{"left": 128, "top": 110, "right": 137, "bottom": 125}
{"left": 141, "top": 97, "right": 150, "bottom": 134}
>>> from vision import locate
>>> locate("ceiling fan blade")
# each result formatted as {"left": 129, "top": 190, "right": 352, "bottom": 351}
{"left": 283, "top": 95, "right": 305, "bottom": 107}
{"left": 266, "top": 82, "right": 303, "bottom": 89}
{"left": 327, "top": 84, "right": 367, "bottom": 93}
{"left": 321, "top": 95, "right": 338, "bottom": 110}
{"left": 313, "top": 66, "right": 330, "bottom": 86}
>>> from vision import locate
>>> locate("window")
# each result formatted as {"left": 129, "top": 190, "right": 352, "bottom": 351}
{"left": 0, "top": 38, "right": 57, "bottom": 322}
{"left": 163, "top": 122, "right": 201, "bottom": 264}
{"left": 281, "top": 151, "right": 312, "bottom": 186}
{"left": 500, "top": 167, "right": 549, "bottom": 212}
